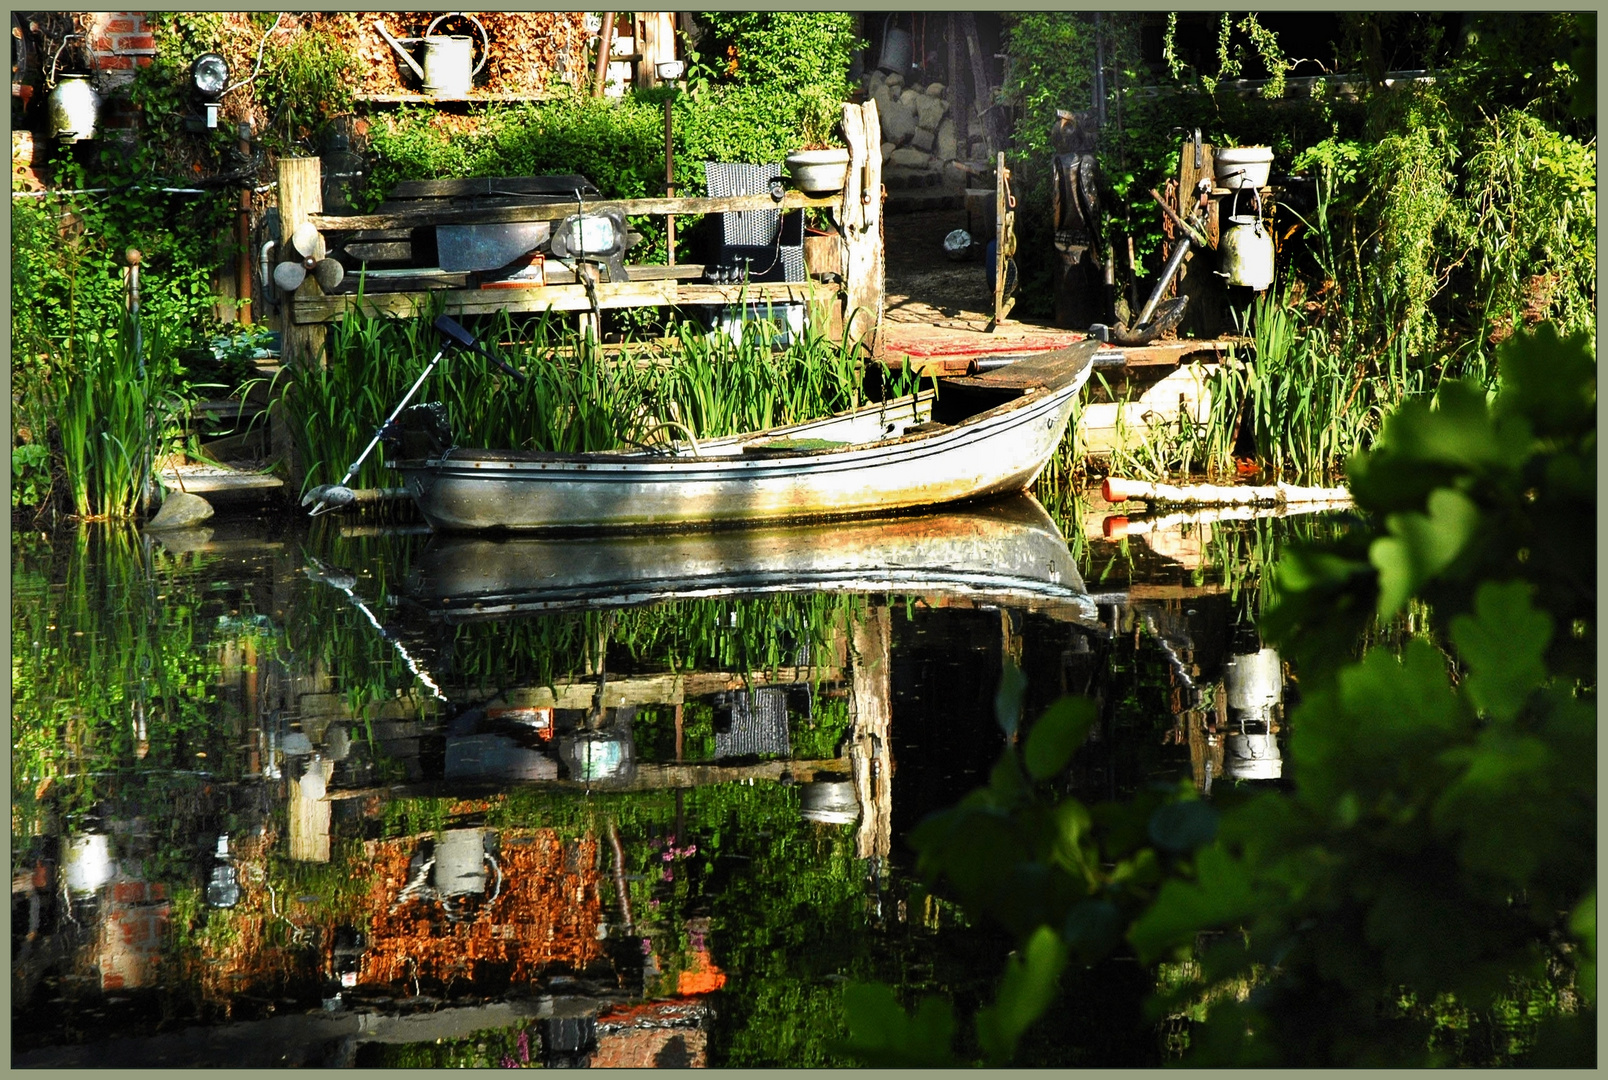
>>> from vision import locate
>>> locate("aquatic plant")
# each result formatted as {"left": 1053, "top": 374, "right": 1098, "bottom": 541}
{"left": 280, "top": 306, "right": 874, "bottom": 499}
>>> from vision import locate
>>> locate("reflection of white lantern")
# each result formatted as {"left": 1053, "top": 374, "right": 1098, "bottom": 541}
{"left": 434, "top": 829, "right": 489, "bottom": 897}
{"left": 63, "top": 834, "right": 114, "bottom": 895}
{"left": 1226, "top": 648, "right": 1282, "bottom": 713}
{"left": 559, "top": 732, "right": 635, "bottom": 783}
{"left": 800, "top": 780, "right": 860, "bottom": 825}
{"left": 1223, "top": 730, "right": 1283, "bottom": 781}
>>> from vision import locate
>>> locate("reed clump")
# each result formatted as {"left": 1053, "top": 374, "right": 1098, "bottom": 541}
{"left": 50, "top": 314, "right": 192, "bottom": 520}
{"left": 281, "top": 308, "right": 876, "bottom": 498}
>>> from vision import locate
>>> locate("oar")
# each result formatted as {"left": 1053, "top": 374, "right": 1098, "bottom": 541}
{"left": 303, "top": 316, "right": 527, "bottom": 516}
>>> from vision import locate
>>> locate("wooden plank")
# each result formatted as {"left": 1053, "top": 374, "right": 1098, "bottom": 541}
{"left": 354, "top": 91, "right": 561, "bottom": 104}
{"left": 386, "top": 174, "right": 599, "bottom": 200}
{"left": 449, "top": 666, "right": 842, "bottom": 710}
{"left": 294, "top": 280, "right": 822, "bottom": 324}
{"left": 311, "top": 191, "right": 837, "bottom": 232}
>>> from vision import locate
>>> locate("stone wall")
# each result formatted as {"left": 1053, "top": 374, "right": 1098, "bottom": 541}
{"left": 863, "top": 67, "right": 990, "bottom": 208}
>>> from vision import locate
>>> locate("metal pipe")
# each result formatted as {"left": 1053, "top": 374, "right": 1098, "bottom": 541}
{"left": 591, "top": 12, "right": 615, "bottom": 98}
{"left": 237, "top": 123, "right": 253, "bottom": 324}
{"left": 664, "top": 93, "right": 676, "bottom": 265}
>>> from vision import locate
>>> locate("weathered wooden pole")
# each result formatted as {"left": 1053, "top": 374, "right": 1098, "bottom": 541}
{"left": 839, "top": 100, "right": 885, "bottom": 356}
{"left": 274, "top": 156, "right": 325, "bottom": 492}
{"left": 276, "top": 156, "right": 326, "bottom": 369}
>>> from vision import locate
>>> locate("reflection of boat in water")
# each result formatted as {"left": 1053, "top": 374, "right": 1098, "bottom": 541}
{"left": 404, "top": 494, "right": 1097, "bottom": 626}
{"left": 395, "top": 342, "right": 1096, "bottom": 532}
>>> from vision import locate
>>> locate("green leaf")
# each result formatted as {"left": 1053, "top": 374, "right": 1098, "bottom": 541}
{"left": 1494, "top": 322, "right": 1597, "bottom": 438}
{"left": 1023, "top": 696, "right": 1097, "bottom": 780}
{"left": 975, "top": 925, "right": 1068, "bottom": 1063}
{"left": 1370, "top": 488, "right": 1481, "bottom": 619}
{"left": 1448, "top": 580, "right": 1553, "bottom": 721}
{"left": 1062, "top": 899, "right": 1123, "bottom": 963}
{"left": 838, "top": 982, "right": 959, "bottom": 1067}
{"left": 1128, "top": 845, "right": 1259, "bottom": 963}
{"left": 1148, "top": 799, "right": 1220, "bottom": 854}
{"left": 1572, "top": 890, "right": 1596, "bottom": 1007}
{"left": 995, "top": 661, "right": 1028, "bottom": 739}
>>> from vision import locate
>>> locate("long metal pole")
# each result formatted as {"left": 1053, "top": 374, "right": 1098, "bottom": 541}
{"left": 591, "top": 12, "right": 615, "bottom": 98}
{"left": 664, "top": 93, "right": 676, "bottom": 265}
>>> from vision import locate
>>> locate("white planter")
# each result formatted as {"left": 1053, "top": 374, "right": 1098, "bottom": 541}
{"left": 1213, "top": 145, "right": 1273, "bottom": 189}
{"left": 786, "top": 148, "right": 851, "bottom": 194}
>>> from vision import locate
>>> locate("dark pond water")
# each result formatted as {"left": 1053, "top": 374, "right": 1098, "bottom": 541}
{"left": 11, "top": 492, "right": 1343, "bottom": 1067}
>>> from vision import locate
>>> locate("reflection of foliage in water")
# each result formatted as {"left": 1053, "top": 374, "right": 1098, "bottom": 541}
{"left": 447, "top": 592, "right": 863, "bottom": 693}
{"left": 11, "top": 526, "right": 270, "bottom": 842}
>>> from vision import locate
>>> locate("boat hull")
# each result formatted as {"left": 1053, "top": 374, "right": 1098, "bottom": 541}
{"left": 397, "top": 340, "right": 1095, "bottom": 533}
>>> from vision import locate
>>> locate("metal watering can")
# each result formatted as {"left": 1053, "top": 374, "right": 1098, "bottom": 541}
{"left": 1219, "top": 186, "right": 1274, "bottom": 291}
{"left": 376, "top": 13, "right": 489, "bottom": 97}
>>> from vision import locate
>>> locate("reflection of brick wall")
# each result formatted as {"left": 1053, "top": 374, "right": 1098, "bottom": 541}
{"left": 98, "top": 878, "right": 171, "bottom": 991}
{"left": 359, "top": 830, "right": 605, "bottom": 988}
{"left": 593, "top": 1000, "right": 711, "bottom": 1068}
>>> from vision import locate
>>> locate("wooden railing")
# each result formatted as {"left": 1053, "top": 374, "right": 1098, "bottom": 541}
{"left": 275, "top": 100, "right": 884, "bottom": 368}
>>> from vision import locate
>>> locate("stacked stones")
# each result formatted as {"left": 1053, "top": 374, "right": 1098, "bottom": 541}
{"left": 864, "top": 69, "right": 962, "bottom": 175}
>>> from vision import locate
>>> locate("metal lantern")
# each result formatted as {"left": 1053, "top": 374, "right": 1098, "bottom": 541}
{"left": 48, "top": 73, "right": 100, "bottom": 140}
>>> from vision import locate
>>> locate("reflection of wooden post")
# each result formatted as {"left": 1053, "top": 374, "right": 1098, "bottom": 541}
{"left": 288, "top": 757, "right": 333, "bottom": 862}
{"left": 840, "top": 101, "right": 884, "bottom": 356}
{"left": 849, "top": 604, "right": 893, "bottom": 860}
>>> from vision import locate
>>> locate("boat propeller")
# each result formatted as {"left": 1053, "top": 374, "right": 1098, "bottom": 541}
{"left": 272, "top": 221, "right": 345, "bottom": 294}
{"left": 301, "top": 484, "right": 358, "bottom": 513}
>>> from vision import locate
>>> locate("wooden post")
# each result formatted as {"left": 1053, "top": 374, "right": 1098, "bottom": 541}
{"left": 592, "top": 12, "right": 616, "bottom": 98}
{"left": 276, "top": 156, "right": 326, "bottom": 370}
{"left": 990, "top": 152, "right": 1016, "bottom": 329}
{"left": 839, "top": 100, "right": 884, "bottom": 356}
{"left": 274, "top": 156, "right": 325, "bottom": 493}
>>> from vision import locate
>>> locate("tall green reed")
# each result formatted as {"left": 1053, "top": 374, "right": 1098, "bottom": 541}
{"left": 282, "top": 306, "right": 874, "bottom": 496}
{"left": 53, "top": 313, "right": 190, "bottom": 519}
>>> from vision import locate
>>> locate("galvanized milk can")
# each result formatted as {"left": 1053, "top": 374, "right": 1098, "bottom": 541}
{"left": 1220, "top": 187, "right": 1274, "bottom": 291}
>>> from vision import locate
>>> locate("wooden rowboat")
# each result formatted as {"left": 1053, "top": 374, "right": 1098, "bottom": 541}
{"left": 402, "top": 493, "right": 1097, "bottom": 627}
{"left": 393, "top": 340, "right": 1097, "bottom": 532}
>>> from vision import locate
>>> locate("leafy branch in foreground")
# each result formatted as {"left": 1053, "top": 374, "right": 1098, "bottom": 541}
{"left": 840, "top": 322, "right": 1595, "bottom": 1067}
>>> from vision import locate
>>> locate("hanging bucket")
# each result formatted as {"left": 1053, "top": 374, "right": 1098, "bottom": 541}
{"left": 877, "top": 14, "right": 912, "bottom": 74}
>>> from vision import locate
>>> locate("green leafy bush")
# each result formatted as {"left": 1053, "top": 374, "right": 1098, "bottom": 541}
{"left": 842, "top": 322, "right": 1596, "bottom": 1067}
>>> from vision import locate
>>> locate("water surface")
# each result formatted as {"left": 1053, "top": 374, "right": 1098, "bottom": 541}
{"left": 11, "top": 493, "right": 1338, "bottom": 1067}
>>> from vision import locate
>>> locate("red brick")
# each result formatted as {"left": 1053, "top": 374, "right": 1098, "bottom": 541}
{"left": 102, "top": 973, "right": 126, "bottom": 990}
{"left": 105, "top": 17, "right": 135, "bottom": 33}
{"left": 92, "top": 34, "right": 114, "bottom": 52}
{"left": 134, "top": 56, "right": 152, "bottom": 67}
{"left": 96, "top": 55, "right": 134, "bottom": 69}
{"left": 114, "top": 34, "right": 155, "bottom": 51}
{"left": 112, "top": 881, "right": 147, "bottom": 904}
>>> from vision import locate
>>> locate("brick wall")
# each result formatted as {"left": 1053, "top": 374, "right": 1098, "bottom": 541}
{"left": 83, "top": 11, "right": 155, "bottom": 138}
{"left": 86, "top": 12, "right": 155, "bottom": 87}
